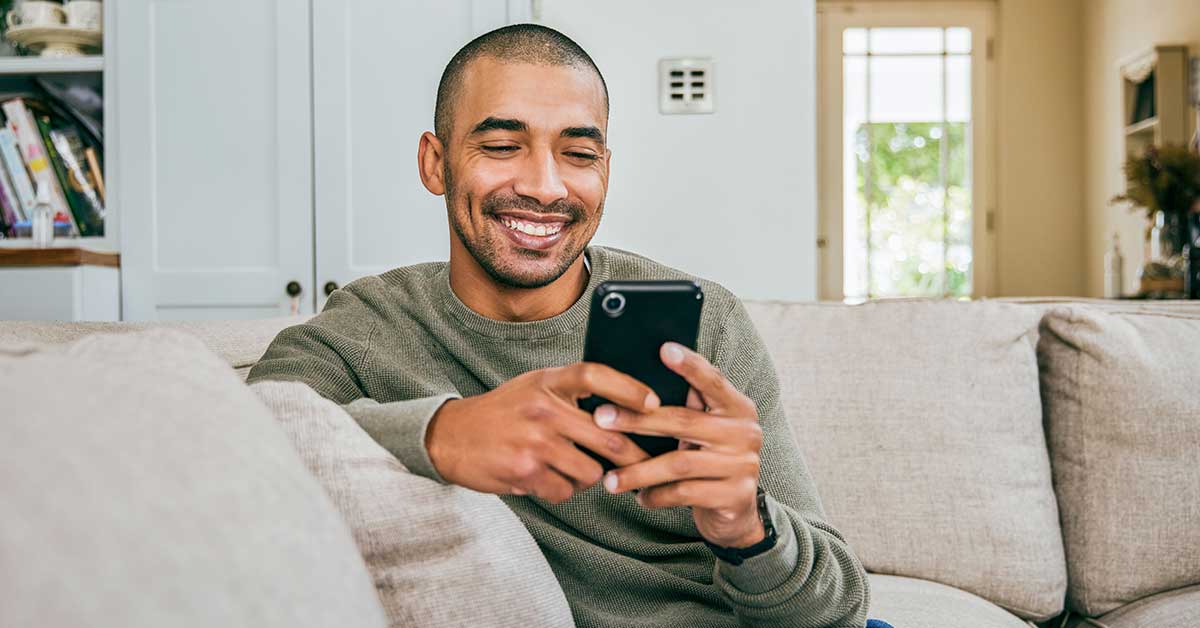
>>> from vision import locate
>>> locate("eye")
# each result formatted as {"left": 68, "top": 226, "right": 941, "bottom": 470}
{"left": 565, "top": 151, "right": 599, "bottom": 162}
{"left": 481, "top": 145, "right": 519, "bottom": 153}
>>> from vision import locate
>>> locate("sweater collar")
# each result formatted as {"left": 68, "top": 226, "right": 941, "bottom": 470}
{"left": 437, "top": 246, "right": 609, "bottom": 340}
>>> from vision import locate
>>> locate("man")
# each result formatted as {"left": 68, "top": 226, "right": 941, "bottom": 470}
{"left": 249, "top": 24, "right": 869, "bottom": 628}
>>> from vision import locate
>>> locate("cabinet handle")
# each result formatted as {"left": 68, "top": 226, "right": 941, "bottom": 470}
{"left": 324, "top": 281, "right": 339, "bottom": 297}
{"left": 286, "top": 281, "right": 302, "bottom": 297}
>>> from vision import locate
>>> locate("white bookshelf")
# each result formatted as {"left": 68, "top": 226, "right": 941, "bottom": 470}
{"left": 0, "top": 2, "right": 114, "bottom": 254}
{"left": 0, "top": 55, "right": 103, "bottom": 75}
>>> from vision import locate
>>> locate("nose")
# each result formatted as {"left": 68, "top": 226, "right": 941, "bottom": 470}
{"left": 513, "top": 147, "right": 568, "bottom": 207}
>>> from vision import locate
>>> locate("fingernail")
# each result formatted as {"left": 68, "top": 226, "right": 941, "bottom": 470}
{"left": 595, "top": 404, "right": 617, "bottom": 428}
{"left": 512, "top": 487, "right": 527, "bottom": 496}
{"left": 644, "top": 392, "right": 660, "bottom": 409}
{"left": 635, "top": 491, "right": 646, "bottom": 506}
{"left": 663, "top": 343, "right": 684, "bottom": 365}
{"left": 603, "top": 472, "right": 618, "bottom": 493}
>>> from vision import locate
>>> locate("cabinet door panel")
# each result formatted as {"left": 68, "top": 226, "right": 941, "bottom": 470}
{"left": 117, "top": 0, "right": 314, "bottom": 320}
{"left": 313, "top": 0, "right": 511, "bottom": 308}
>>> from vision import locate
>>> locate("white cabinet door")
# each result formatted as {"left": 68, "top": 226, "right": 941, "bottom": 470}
{"left": 311, "top": 0, "right": 517, "bottom": 308}
{"left": 116, "top": 0, "right": 314, "bottom": 320}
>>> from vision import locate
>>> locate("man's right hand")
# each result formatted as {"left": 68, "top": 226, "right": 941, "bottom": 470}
{"left": 425, "top": 363, "right": 660, "bottom": 503}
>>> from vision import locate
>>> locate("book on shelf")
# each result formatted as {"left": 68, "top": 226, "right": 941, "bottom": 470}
{"left": 0, "top": 128, "right": 38, "bottom": 221}
{"left": 0, "top": 154, "right": 21, "bottom": 237}
{"left": 2, "top": 98, "right": 78, "bottom": 236}
{"left": 84, "top": 146, "right": 105, "bottom": 204}
{"left": 38, "top": 115, "right": 104, "bottom": 237}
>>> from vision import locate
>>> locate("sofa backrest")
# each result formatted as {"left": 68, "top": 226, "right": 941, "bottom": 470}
{"left": 0, "top": 316, "right": 308, "bottom": 378}
{"left": 744, "top": 299, "right": 1067, "bottom": 621}
{"left": 1036, "top": 303, "right": 1200, "bottom": 616}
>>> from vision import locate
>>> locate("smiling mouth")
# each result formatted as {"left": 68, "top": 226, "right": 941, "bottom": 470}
{"left": 496, "top": 215, "right": 567, "bottom": 237}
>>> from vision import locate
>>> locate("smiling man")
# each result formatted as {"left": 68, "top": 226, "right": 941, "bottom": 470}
{"left": 248, "top": 24, "right": 869, "bottom": 628}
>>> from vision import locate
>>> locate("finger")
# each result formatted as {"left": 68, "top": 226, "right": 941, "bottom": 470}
{"left": 519, "top": 468, "right": 576, "bottom": 505}
{"left": 660, "top": 343, "right": 747, "bottom": 412}
{"left": 636, "top": 478, "right": 755, "bottom": 510}
{"left": 548, "top": 362, "right": 660, "bottom": 411}
{"left": 551, "top": 399, "right": 652, "bottom": 467}
{"left": 594, "top": 404, "right": 761, "bottom": 451}
{"left": 603, "top": 449, "right": 758, "bottom": 494}
{"left": 680, "top": 388, "right": 705, "bottom": 450}
{"left": 545, "top": 437, "right": 606, "bottom": 491}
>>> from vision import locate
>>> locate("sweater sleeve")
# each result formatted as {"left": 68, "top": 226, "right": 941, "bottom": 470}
{"left": 709, "top": 300, "right": 870, "bottom": 628}
{"left": 246, "top": 289, "right": 460, "bottom": 482}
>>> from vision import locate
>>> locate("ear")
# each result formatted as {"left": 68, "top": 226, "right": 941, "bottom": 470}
{"left": 418, "top": 131, "right": 446, "bottom": 196}
{"left": 603, "top": 147, "right": 613, "bottom": 187}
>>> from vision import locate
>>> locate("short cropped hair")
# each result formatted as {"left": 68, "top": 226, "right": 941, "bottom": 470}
{"left": 434, "top": 23, "right": 609, "bottom": 142}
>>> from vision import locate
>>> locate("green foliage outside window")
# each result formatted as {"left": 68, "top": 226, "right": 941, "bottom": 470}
{"left": 854, "top": 121, "right": 972, "bottom": 298}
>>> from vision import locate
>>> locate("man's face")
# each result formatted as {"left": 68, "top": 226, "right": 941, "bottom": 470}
{"left": 439, "top": 58, "right": 610, "bottom": 289}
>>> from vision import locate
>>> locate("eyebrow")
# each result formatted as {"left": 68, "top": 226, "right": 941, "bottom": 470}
{"left": 468, "top": 117, "right": 604, "bottom": 144}
{"left": 469, "top": 117, "right": 528, "bottom": 134}
{"left": 561, "top": 126, "right": 605, "bottom": 143}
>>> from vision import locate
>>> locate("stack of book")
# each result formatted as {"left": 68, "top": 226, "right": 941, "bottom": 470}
{"left": 0, "top": 97, "right": 105, "bottom": 239}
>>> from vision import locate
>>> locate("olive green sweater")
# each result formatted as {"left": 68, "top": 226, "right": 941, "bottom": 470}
{"left": 247, "top": 246, "right": 869, "bottom": 627}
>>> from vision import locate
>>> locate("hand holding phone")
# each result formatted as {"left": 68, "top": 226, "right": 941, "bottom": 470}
{"left": 425, "top": 360, "right": 660, "bottom": 504}
{"left": 577, "top": 280, "right": 704, "bottom": 470}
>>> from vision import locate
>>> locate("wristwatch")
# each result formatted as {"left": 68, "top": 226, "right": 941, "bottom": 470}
{"left": 704, "top": 487, "right": 778, "bottom": 566}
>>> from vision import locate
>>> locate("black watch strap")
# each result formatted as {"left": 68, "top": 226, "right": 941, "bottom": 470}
{"left": 704, "top": 487, "right": 778, "bottom": 566}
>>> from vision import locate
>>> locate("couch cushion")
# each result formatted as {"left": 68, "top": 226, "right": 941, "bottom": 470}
{"left": 868, "top": 574, "right": 1030, "bottom": 628}
{"left": 250, "top": 380, "right": 574, "bottom": 628}
{"left": 744, "top": 300, "right": 1066, "bottom": 620}
{"left": 1038, "top": 305, "right": 1200, "bottom": 616}
{"left": 0, "top": 330, "right": 387, "bottom": 628}
{"left": 1074, "top": 584, "right": 1200, "bottom": 628}
{"left": 0, "top": 316, "right": 308, "bottom": 372}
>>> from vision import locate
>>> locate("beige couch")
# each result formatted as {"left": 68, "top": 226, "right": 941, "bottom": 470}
{"left": 1, "top": 298, "right": 1197, "bottom": 628}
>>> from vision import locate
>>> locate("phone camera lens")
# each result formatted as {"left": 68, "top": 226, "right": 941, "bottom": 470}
{"left": 601, "top": 292, "right": 626, "bottom": 317}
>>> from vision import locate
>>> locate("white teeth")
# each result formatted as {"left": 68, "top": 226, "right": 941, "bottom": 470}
{"left": 498, "top": 216, "right": 563, "bottom": 237}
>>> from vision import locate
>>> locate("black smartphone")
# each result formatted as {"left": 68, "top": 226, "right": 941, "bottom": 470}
{"left": 578, "top": 280, "right": 705, "bottom": 470}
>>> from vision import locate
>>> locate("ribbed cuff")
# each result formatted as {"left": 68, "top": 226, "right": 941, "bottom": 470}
{"left": 343, "top": 394, "right": 461, "bottom": 484}
{"left": 716, "top": 496, "right": 799, "bottom": 595}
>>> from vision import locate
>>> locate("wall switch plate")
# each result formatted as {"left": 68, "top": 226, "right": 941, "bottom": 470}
{"left": 659, "top": 58, "right": 714, "bottom": 114}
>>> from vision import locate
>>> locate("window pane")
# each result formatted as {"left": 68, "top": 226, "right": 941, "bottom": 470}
{"left": 946, "top": 123, "right": 973, "bottom": 296}
{"left": 947, "top": 55, "right": 971, "bottom": 122}
{"left": 869, "top": 27, "right": 943, "bottom": 54}
{"left": 869, "top": 56, "right": 943, "bottom": 122}
{"left": 843, "top": 28, "right": 867, "bottom": 54}
{"left": 863, "top": 122, "right": 945, "bottom": 297}
{"left": 843, "top": 56, "right": 868, "bottom": 299}
{"left": 841, "top": 27, "right": 976, "bottom": 299}
{"left": 946, "top": 27, "right": 972, "bottom": 53}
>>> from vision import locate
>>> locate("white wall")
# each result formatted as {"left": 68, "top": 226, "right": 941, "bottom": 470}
{"left": 540, "top": 0, "right": 819, "bottom": 300}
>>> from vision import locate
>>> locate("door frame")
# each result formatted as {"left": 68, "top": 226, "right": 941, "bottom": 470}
{"left": 816, "top": 0, "right": 996, "bottom": 300}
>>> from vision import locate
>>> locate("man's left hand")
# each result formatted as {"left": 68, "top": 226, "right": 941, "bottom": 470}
{"left": 593, "top": 342, "right": 765, "bottom": 549}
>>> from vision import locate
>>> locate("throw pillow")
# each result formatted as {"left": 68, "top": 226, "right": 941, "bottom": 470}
{"left": 1038, "top": 305, "right": 1200, "bottom": 616}
{"left": 745, "top": 299, "right": 1067, "bottom": 621}
{"left": 0, "top": 330, "right": 387, "bottom": 628}
{"left": 250, "top": 380, "right": 575, "bottom": 628}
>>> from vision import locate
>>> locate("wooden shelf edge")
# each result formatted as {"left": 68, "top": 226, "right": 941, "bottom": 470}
{"left": 1125, "top": 117, "right": 1158, "bottom": 136}
{"left": 0, "top": 247, "right": 119, "bottom": 268}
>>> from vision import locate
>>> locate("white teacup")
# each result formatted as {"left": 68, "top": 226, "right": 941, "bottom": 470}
{"left": 65, "top": 0, "right": 101, "bottom": 31}
{"left": 6, "top": 1, "right": 67, "bottom": 29}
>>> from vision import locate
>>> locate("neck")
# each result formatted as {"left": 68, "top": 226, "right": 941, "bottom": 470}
{"left": 448, "top": 240, "right": 590, "bottom": 322}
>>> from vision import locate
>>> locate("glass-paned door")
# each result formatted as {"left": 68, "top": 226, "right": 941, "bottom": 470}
{"left": 817, "top": 4, "right": 993, "bottom": 301}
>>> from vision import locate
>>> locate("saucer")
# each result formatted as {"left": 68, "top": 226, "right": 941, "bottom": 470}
{"left": 5, "top": 24, "right": 102, "bottom": 57}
